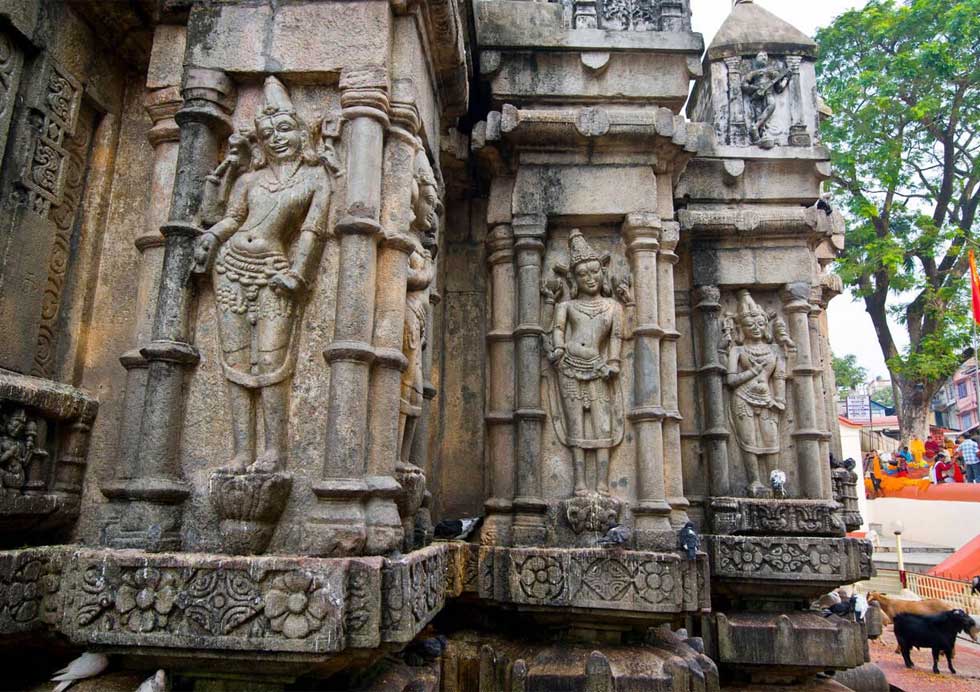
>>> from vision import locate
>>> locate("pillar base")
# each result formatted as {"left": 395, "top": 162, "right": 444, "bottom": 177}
{"left": 99, "top": 478, "right": 190, "bottom": 552}
{"left": 307, "top": 476, "right": 403, "bottom": 557}
{"left": 511, "top": 497, "right": 548, "bottom": 547}
{"left": 634, "top": 501, "right": 675, "bottom": 551}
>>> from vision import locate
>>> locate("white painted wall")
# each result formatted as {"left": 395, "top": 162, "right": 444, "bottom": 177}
{"left": 864, "top": 498, "right": 980, "bottom": 550}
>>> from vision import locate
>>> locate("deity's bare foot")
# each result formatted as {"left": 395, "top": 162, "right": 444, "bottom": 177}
{"left": 597, "top": 483, "right": 611, "bottom": 496}
{"left": 248, "top": 450, "right": 281, "bottom": 474}
{"left": 574, "top": 485, "right": 590, "bottom": 497}
{"left": 219, "top": 452, "right": 252, "bottom": 474}
{"left": 747, "top": 481, "right": 769, "bottom": 498}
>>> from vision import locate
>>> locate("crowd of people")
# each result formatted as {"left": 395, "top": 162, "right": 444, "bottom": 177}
{"left": 863, "top": 433, "right": 980, "bottom": 498}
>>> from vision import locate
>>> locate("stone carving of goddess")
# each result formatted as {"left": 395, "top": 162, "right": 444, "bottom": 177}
{"left": 0, "top": 408, "right": 33, "bottom": 497}
{"left": 547, "top": 230, "right": 627, "bottom": 497}
{"left": 192, "top": 77, "right": 332, "bottom": 474}
{"left": 741, "top": 52, "right": 790, "bottom": 148}
{"left": 399, "top": 150, "right": 440, "bottom": 466}
{"left": 722, "top": 290, "right": 793, "bottom": 497}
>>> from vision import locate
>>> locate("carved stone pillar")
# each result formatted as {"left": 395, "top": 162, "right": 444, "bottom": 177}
{"left": 724, "top": 57, "right": 747, "bottom": 146}
{"left": 809, "top": 286, "right": 834, "bottom": 498}
{"left": 695, "top": 286, "right": 731, "bottom": 498}
{"left": 310, "top": 66, "right": 403, "bottom": 557}
{"left": 368, "top": 82, "right": 419, "bottom": 552}
{"left": 484, "top": 223, "right": 516, "bottom": 545}
{"left": 657, "top": 223, "right": 688, "bottom": 529}
{"left": 511, "top": 213, "right": 547, "bottom": 546}
{"left": 782, "top": 282, "right": 823, "bottom": 499}
{"left": 786, "top": 55, "right": 810, "bottom": 147}
{"left": 623, "top": 213, "right": 672, "bottom": 548}
{"left": 101, "top": 68, "right": 235, "bottom": 551}
{"left": 111, "top": 87, "right": 181, "bottom": 495}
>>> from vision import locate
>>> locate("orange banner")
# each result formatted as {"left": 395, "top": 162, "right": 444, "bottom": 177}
{"left": 970, "top": 249, "right": 980, "bottom": 325}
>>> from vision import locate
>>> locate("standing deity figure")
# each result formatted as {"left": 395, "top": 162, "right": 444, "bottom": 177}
{"left": 723, "top": 290, "right": 791, "bottom": 496}
{"left": 192, "top": 76, "right": 332, "bottom": 474}
{"left": 549, "top": 230, "right": 626, "bottom": 497}
{"left": 0, "top": 408, "right": 34, "bottom": 497}
{"left": 741, "top": 52, "right": 790, "bottom": 147}
{"left": 398, "top": 150, "right": 440, "bottom": 465}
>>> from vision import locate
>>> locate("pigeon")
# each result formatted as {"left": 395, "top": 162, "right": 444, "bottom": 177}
{"left": 770, "top": 469, "right": 787, "bottom": 498}
{"left": 971, "top": 575, "right": 980, "bottom": 596}
{"left": 433, "top": 517, "right": 482, "bottom": 540}
{"left": 597, "top": 524, "right": 632, "bottom": 547}
{"left": 817, "top": 195, "right": 834, "bottom": 216}
{"left": 51, "top": 652, "right": 109, "bottom": 692}
{"left": 823, "top": 595, "right": 857, "bottom": 619}
{"left": 853, "top": 593, "right": 868, "bottom": 623}
{"left": 136, "top": 670, "right": 168, "bottom": 692}
{"left": 678, "top": 521, "right": 700, "bottom": 560}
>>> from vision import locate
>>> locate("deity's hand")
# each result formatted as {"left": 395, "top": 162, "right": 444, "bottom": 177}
{"left": 549, "top": 347, "right": 566, "bottom": 365}
{"left": 770, "top": 399, "right": 785, "bottom": 412}
{"left": 269, "top": 270, "right": 306, "bottom": 297}
{"left": 615, "top": 276, "right": 634, "bottom": 305}
{"left": 601, "top": 363, "right": 620, "bottom": 380}
{"left": 192, "top": 233, "right": 219, "bottom": 274}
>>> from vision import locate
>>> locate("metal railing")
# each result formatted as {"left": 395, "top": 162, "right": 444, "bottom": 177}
{"left": 903, "top": 570, "right": 980, "bottom": 612}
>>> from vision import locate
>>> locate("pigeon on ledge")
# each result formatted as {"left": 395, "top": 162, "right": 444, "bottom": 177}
{"left": 136, "top": 670, "right": 168, "bottom": 692}
{"left": 597, "top": 524, "right": 632, "bottom": 547}
{"left": 51, "top": 652, "right": 109, "bottom": 692}
{"left": 679, "top": 522, "right": 700, "bottom": 560}
{"left": 770, "top": 469, "right": 787, "bottom": 498}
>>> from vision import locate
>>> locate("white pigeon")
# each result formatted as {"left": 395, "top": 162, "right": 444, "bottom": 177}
{"left": 853, "top": 593, "right": 868, "bottom": 622}
{"left": 136, "top": 669, "right": 168, "bottom": 692}
{"left": 770, "top": 469, "right": 787, "bottom": 498}
{"left": 51, "top": 652, "right": 109, "bottom": 692}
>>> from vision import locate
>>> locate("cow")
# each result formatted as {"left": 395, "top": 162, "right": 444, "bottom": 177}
{"left": 893, "top": 609, "right": 975, "bottom": 674}
{"left": 867, "top": 592, "right": 953, "bottom": 625}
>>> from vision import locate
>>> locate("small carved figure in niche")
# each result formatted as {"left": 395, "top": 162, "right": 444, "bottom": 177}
{"left": 547, "top": 230, "right": 628, "bottom": 497}
{"left": 399, "top": 150, "right": 440, "bottom": 466}
{"left": 722, "top": 290, "right": 793, "bottom": 497}
{"left": 192, "top": 77, "right": 332, "bottom": 474}
{"left": 741, "top": 52, "right": 790, "bottom": 148}
{"left": 0, "top": 408, "right": 36, "bottom": 497}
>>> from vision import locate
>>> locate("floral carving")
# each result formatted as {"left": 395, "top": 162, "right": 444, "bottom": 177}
{"left": 264, "top": 572, "right": 334, "bottom": 639}
{"left": 180, "top": 569, "right": 262, "bottom": 636}
{"left": 0, "top": 551, "right": 61, "bottom": 630}
{"left": 710, "top": 498, "right": 846, "bottom": 537}
{"left": 636, "top": 561, "right": 677, "bottom": 605}
{"left": 601, "top": 0, "right": 658, "bottom": 31}
{"left": 516, "top": 555, "right": 565, "bottom": 602}
{"left": 115, "top": 568, "right": 177, "bottom": 633}
{"left": 714, "top": 537, "right": 848, "bottom": 577}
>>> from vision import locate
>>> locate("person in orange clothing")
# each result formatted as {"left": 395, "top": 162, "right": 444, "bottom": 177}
{"left": 910, "top": 436, "right": 926, "bottom": 464}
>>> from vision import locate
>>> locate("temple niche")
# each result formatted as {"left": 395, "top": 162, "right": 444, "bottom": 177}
{"left": 0, "top": 0, "right": 875, "bottom": 690}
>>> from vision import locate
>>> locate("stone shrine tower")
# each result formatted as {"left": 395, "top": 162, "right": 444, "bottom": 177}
{"left": 0, "top": 0, "right": 872, "bottom": 690}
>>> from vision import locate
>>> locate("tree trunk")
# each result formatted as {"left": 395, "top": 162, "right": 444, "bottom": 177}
{"left": 894, "top": 375, "right": 934, "bottom": 442}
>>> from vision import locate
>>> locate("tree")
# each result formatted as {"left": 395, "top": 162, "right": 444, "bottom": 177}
{"left": 832, "top": 353, "right": 868, "bottom": 393}
{"left": 816, "top": 0, "right": 980, "bottom": 439}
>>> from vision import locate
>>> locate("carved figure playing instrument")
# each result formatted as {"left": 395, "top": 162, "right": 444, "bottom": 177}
{"left": 741, "top": 52, "right": 790, "bottom": 147}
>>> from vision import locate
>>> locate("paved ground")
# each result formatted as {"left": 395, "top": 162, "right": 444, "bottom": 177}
{"left": 871, "top": 627, "right": 980, "bottom": 691}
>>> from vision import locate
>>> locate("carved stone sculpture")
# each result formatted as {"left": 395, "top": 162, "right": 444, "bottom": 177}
{"left": 722, "top": 290, "right": 793, "bottom": 497}
{"left": 542, "top": 231, "right": 635, "bottom": 535}
{"left": 192, "top": 76, "right": 331, "bottom": 475}
{"left": 0, "top": 408, "right": 34, "bottom": 497}
{"left": 741, "top": 52, "right": 790, "bottom": 148}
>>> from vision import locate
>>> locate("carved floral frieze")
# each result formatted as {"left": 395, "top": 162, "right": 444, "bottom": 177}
{"left": 709, "top": 498, "right": 846, "bottom": 537}
{"left": 708, "top": 536, "right": 872, "bottom": 583}
{"left": 479, "top": 547, "right": 709, "bottom": 614}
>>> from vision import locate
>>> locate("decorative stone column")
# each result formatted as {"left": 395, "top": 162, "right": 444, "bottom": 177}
{"left": 809, "top": 286, "right": 835, "bottom": 498}
{"left": 368, "top": 81, "right": 420, "bottom": 551}
{"left": 694, "top": 285, "right": 731, "bottom": 498}
{"left": 511, "top": 213, "right": 547, "bottom": 546}
{"left": 100, "top": 68, "right": 235, "bottom": 551}
{"left": 782, "top": 282, "right": 824, "bottom": 499}
{"left": 623, "top": 213, "right": 672, "bottom": 548}
{"left": 310, "top": 65, "right": 403, "bottom": 557}
{"left": 484, "top": 223, "right": 516, "bottom": 545}
{"left": 111, "top": 86, "right": 181, "bottom": 496}
{"left": 724, "top": 57, "right": 747, "bottom": 146}
{"left": 786, "top": 55, "right": 810, "bottom": 147}
{"left": 658, "top": 223, "right": 689, "bottom": 529}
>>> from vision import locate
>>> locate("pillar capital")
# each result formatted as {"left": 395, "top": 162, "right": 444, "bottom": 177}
{"left": 177, "top": 67, "right": 235, "bottom": 135}
{"left": 145, "top": 86, "right": 182, "bottom": 147}
{"left": 781, "top": 281, "right": 812, "bottom": 312}
{"left": 694, "top": 285, "right": 721, "bottom": 311}
{"left": 487, "top": 224, "right": 515, "bottom": 266}
{"left": 622, "top": 212, "right": 661, "bottom": 250}
{"left": 388, "top": 79, "right": 421, "bottom": 143}
{"left": 340, "top": 65, "right": 390, "bottom": 126}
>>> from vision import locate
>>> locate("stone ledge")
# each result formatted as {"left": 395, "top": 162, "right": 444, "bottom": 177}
{"left": 476, "top": 546, "right": 710, "bottom": 619}
{"left": 708, "top": 497, "right": 846, "bottom": 537}
{"left": 0, "top": 543, "right": 465, "bottom": 657}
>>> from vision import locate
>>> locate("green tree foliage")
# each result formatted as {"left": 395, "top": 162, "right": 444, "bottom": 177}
{"left": 816, "top": 0, "right": 980, "bottom": 437}
{"left": 832, "top": 353, "right": 868, "bottom": 393}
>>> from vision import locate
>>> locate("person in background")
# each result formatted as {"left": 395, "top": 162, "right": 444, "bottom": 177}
{"left": 932, "top": 452, "right": 958, "bottom": 484}
{"left": 897, "top": 445, "right": 913, "bottom": 466}
{"left": 925, "top": 436, "right": 940, "bottom": 461}
{"left": 958, "top": 433, "right": 980, "bottom": 483}
{"left": 910, "top": 436, "right": 926, "bottom": 465}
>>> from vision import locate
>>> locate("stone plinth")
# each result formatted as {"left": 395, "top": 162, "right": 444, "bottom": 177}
{"left": 709, "top": 498, "right": 846, "bottom": 537}
{"left": 704, "top": 612, "right": 867, "bottom": 682}
{"left": 0, "top": 543, "right": 463, "bottom": 672}
{"left": 706, "top": 536, "right": 873, "bottom": 602}
{"left": 477, "top": 546, "right": 709, "bottom": 622}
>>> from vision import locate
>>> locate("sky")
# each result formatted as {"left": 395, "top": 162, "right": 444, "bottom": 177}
{"left": 690, "top": 0, "right": 902, "bottom": 380}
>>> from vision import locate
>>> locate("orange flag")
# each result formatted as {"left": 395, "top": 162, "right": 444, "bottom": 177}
{"left": 971, "top": 249, "right": 980, "bottom": 325}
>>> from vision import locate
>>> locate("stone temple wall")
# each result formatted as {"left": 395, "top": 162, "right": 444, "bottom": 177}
{"left": 0, "top": 1, "right": 871, "bottom": 690}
